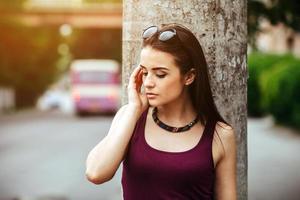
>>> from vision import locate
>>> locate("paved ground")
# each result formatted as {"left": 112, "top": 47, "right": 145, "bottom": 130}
{"left": 0, "top": 110, "right": 300, "bottom": 200}
{"left": 0, "top": 110, "right": 122, "bottom": 200}
{"left": 248, "top": 116, "right": 300, "bottom": 200}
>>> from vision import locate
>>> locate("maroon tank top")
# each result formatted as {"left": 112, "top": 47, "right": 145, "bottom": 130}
{"left": 121, "top": 107, "right": 216, "bottom": 200}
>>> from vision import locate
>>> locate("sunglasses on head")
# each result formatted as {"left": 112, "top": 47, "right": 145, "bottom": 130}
{"left": 142, "top": 25, "right": 178, "bottom": 41}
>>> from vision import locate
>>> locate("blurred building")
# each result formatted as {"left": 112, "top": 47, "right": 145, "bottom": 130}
{"left": 27, "top": 0, "right": 83, "bottom": 8}
{"left": 0, "top": 0, "right": 122, "bottom": 28}
{"left": 256, "top": 18, "right": 300, "bottom": 57}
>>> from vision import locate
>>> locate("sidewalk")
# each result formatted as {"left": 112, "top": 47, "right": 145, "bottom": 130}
{"left": 248, "top": 116, "right": 300, "bottom": 200}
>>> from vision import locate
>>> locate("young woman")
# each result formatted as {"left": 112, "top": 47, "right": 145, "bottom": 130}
{"left": 86, "top": 23, "right": 237, "bottom": 200}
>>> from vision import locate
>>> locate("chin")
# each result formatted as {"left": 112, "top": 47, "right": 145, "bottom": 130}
{"left": 148, "top": 102, "right": 157, "bottom": 107}
{"left": 148, "top": 99, "right": 166, "bottom": 107}
{"left": 148, "top": 99, "right": 159, "bottom": 107}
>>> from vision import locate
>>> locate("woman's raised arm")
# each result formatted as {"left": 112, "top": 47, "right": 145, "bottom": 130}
{"left": 85, "top": 65, "right": 148, "bottom": 184}
{"left": 85, "top": 104, "right": 141, "bottom": 184}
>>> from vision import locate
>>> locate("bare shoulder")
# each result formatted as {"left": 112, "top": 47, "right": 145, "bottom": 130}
{"left": 115, "top": 104, "right": 133, "bottom": 115}
{"left": 215, "top": 121, "right": 235, "bottom": 139}
{"left": 213, "top": 121, "right": 236, "bottom": 155}
{"left": 111, "top": 104, "right": 129, "bottom": 122}
{"left": 119, "top": 104, "right": 130, "bottom": 111}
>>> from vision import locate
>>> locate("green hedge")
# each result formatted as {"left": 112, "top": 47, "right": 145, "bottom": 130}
{"left": 259, "top": 58, "right": 300, "bottom": 129}
{"left": 248, "top": 52, "right": 300, "bottom": 130}
{"left": 248, "top": 52, "right": 290, "bottom": 116}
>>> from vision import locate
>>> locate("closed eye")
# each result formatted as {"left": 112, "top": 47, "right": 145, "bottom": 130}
{"left": 142, "top": 71, "right": 167, "bottom": 78}
{"left": 156, "top": 74, "right": 166, "bottom": 78}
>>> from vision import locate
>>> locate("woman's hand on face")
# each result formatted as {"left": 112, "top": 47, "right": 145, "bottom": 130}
{"left": 127, "top": 65, "right": 148, "bottom": 114}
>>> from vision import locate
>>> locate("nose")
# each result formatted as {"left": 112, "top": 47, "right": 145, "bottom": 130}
{"left": 143, "top": 74, "right": 155, "bottom": 88}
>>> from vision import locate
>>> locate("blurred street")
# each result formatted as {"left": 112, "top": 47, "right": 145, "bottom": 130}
{"left": 248, "top": 116, "right": 300, "bottom": 200}
{"left": 0, "top": 110, "right": 123, "bottom": 200}
{"left": 0, "top": 110, "right": 300, "bottom": 200}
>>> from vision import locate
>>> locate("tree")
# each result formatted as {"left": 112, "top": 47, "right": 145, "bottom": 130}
{"left": 0, "top": 0, "right": 26, "bottom": 10}
{"left": 123, "top": 0, "right": 247, "bottom": 199}
{"left": 0, "top": 22, "right": 61, "bottom": 108}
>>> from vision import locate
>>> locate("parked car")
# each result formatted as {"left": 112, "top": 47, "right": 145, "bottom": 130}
{"left": 36, "top": 89, "right": 73, "bottom": 113}
{"left": 36, "top": 74, "right": 74, "bottom": 113}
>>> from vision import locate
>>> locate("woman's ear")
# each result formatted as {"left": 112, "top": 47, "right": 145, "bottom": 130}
{"left": 184, "top": 68, "right": 196, "bottom": 85}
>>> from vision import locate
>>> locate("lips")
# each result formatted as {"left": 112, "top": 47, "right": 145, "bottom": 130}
{"left": 146, "top": 92, "right": 157, "bottom": 95}
{"left": 146, "top": 93, "right": 157, "bottom": 99}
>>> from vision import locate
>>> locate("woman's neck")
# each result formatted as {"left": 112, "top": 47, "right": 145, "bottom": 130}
{"left": 155, "top": 94, "right": 197, "bottom": 126}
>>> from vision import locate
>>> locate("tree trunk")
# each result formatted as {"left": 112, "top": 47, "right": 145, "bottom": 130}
{"left": 122, "top": 1, "right": 247, "bottom": 199}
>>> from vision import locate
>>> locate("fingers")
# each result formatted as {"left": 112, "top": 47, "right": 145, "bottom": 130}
{"left": 128, "top": 65, "right": 143, "bottom": 91}
{"left": 136, "top": 69, "right": 144, "bottom": 93}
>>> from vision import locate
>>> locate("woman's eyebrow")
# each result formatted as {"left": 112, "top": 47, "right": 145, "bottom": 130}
{"left": 140, "top": 64, "right": 169, "bottom": 71}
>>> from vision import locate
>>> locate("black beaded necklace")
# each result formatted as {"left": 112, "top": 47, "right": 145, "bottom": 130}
{"left": 152, "top": 107, "right": 199, "bottom": 133}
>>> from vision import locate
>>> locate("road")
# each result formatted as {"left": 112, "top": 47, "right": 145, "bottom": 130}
{"left": 248, "top": 116, "right": 300, "bottom": 200}
{"left": 0, "top": 110, "right": 123, "bottom": 200}
{"left": 0, "top": 110, "right": 300, "bottom": 200}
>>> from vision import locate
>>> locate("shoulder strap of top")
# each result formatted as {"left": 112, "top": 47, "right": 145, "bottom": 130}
{"left": 130, "top": 106, "right": 149, "bottom": 142}
{"left": 201, "top": 119, "right": 217, "bottom": 142}
{"left": 123, "top": 107, "right": 150, "bottom": 163}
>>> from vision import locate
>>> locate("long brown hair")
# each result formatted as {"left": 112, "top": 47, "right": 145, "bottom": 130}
{"left": 142, "top": 23, "right": 229, "bottom": 128}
